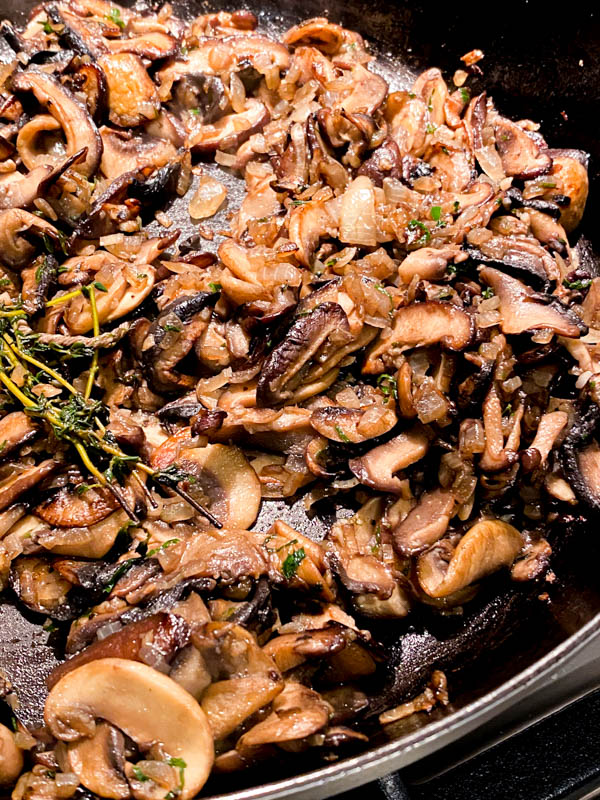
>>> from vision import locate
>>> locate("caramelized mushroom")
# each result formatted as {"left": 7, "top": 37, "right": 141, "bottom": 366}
{"left": 349, "top": 424, "right": 432, "bottom": 493}
{"left": 393, "top": 488, "right": 455, "bottom": 556}
{"left": 0, "top": 723, "right": 23, "bottom": 786}
{"left": 480, "top": 267, "right": 586, "bottom": 338}
{"left": 494, "top": 117, "right": 552, "bottom": 180}
{"left": 99, "top": 53, "right": 160, "bottom": 127}
{"left": 66, "top": 722, "right": 129, "bottom": 800}
{"left": 417, "top": 519, "right": 523, "bottom": 597}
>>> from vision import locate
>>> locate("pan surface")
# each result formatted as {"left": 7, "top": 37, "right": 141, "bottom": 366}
{"left": 1, "top": 0, "right": 600, "bottom": 798}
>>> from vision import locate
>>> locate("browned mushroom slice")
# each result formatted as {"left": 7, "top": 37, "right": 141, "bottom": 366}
{"left": 349, "top": 423, "right": 432, "bottom": 493}
{"left": 10, "top": 555, "right": 74, "bottom": 617}
{"left": 340, "top": 65, "right": 388, "bottom": 115}
{"left": 357, "top": 137, "right": 402, "bottom": 186}
{"left": 175, "top": 444, "right": 262, "bottom": 530}
{"left": 16, "top": 114, "right": 64, "bottom": 170}
{"left": 237, "top": 682, "right": 331, "bottom": 754}
{"left": 160, "top": 35, "right": 289, "bottom": 89}
{"left": 106, "top": 30, "right": 177, "bottom": 60}
{"left": 0, "top": 459, "right": 57, "bottom": 511}
{"left": 98, "top": 53, "right": 161, "bottom": 127}
{"left": 282, "top": 17, "right": 344, "bottom": 53}
{"left": 393, "top": 488, "right": 455, "bottom": 556}
{"left": 197, "top": 622, "right": 283, "bottom": 740}
{"left": 288, "top": 198, "right": 338, "bottom": 267}
{"left": 47, "top": 613, "right": 190, "bottom": 689}
{"left": 397, "top": 246, "right": 463, "bottom": 284}
{"left": 187, "top": 98, "right": 269, "bottom": 152}
{"left": 263, "top": 626, "right": 348, "bottom": 672}
{"left": 531, "top": 150, "right": 589, "bottom": 233}
{"left": 417, "top": 519, "right": 523, "bottom": 598}
{"left": 12, "top": 70, "right": 102, "bottom": 177}
{"left": 561, "top": 418, "right": 600, "bottom": 512}
{"left": 310, "top": 402, "right": 397, "bottom": 444}
{"left": 257, "top": 303, "right": 351, "bottom": 406}
{"left": 66, "top": 722, "right": 129, "bottom": 800}
{"left": 465, "top": 231, "right": 557, "bottom": 286}
{"left": 35, "top": 486, "right": 119, "bottom": 528}
{"left": 511, "top": 538, "right": 552, "bottom": 582}
{"left": 37, "top": 510, "right": 131, "bottom": 559}
{"left": 363, "top": 302, "right": 473, "bottom": 374}
{"left": 0, "top": 411, "right": 38, "bottom": 458}
{"left": 100, "top": 127, "right": 178, "bottom": 180}
{"left": 521, "top": 411, "right": 568, "bottom": 471}
{"left": 479, "top": 385, "right": 523, "bottom": 472}
{"left": 479, "top": 267, "right": 586, "bottom": 338}
{"left": 0, "top": 723, "right": 23, "bottom": 787}
{"left": 494, "top": 117, "right": 552, "bottom": 180}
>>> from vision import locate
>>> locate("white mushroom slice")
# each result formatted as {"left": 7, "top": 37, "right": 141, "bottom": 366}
{"left": 177, "top": 444, "right": 261, "bottom": 529}
{"left": 16, "top": 114, "right": 64, "bottom": 170}
{"left": 66, "top": 722, "right": 129, "bottom": 800}
{"left": 38, "top": 510, "right": 130, "bottom": 558}
{"left": 45, "top": 658, "right": 214, "bottom": 800}
{"left": 417, "top": 519, "right": 523, "bottom": 598}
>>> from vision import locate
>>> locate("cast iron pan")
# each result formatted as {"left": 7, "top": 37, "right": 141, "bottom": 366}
{"left": 1, "top": 0, "right": 600, "bottom": 797}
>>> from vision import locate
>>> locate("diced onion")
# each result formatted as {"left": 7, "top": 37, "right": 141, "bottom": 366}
{"left": 339, "top": 176, "right": 378, "bottom": 247}
{"left": 189, "top": 174, "right": 228, "bottom": 219}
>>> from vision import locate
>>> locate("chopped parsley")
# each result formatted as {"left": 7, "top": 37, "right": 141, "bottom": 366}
{"left": 425, "top": 123, "right": 436, "bottom": 134}
{"left": 0, "top": 278, "right": 11, "bottom": 288}
{"left": 563, "top": 277, "right": 591, "bottom": 291}
{"left": 371, "top": 524, "right": 381, "bottom": 554}
{"left": 325, "top": 258, "right": 338, "bottom": 267}
{"left": 93, "top": 281, "right": 108, "bottom": 292}
{"left": 132, "top": 766, "right": 150, "bottom": 783}
{"left": 190, "top": 108, "right": 201, "bottom": 116}
{"left": 459, "top": 87, "right": 470, "bottom": 104}
{"left": 167, "top": 757, "right": 187, "bottom": 792}
{"left": 162, "top": 323, "right": 182, "bottom": 332}
{"left": 208, "top": 282, "right": 222, "bottom": 293}
{"left": 481, "top": 287, "right": 494, "bottom": 299}
{"left": 103, "top": 558, "right": 137, "bottom": 594}
{"left": 334, "top": 424, "right": 351, "bottom": 443}
{"left": 43, "top": 619, "right": 57, "bottom": 633}
{"left": 540, "top": 181, "right": 556, "bottom": 189}
{"left": 430, "top": 206, "right": 442, "bottom": 222}
{"left": 282, "top": 547, "right": 306, "bottom": 579}
{"left": 503, "top": 403, "right": 513, "bottom": 417}
{"left": 106, "top": 6, "right": 125, "bottom": 28}
{"left": 147, "top": 538, "right": 180, "bottom": 557}
{"left": 39, "top": 19, "right": 54, "bottom": 33}
{"left": 377, "top": 373, "right": 398, "bottom": 402}
{"left": 407, "top": 219, "right": 432, "bottom": 247}
{"left": 453, "top": 200, "right": 460, "bottom": 213}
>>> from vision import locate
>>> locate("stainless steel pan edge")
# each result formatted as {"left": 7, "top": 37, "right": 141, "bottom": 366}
{"left": 204, "top": 616, "right": 600, "bottom": 800}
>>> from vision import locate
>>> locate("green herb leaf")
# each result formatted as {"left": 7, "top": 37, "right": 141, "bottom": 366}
{"left": 153, "top": 464, "right": 197, "bottom": 488}
{"left": 430, "top": 205, "right": 442, "bottom": 222}
{"left": 132, "top": 766, "right": 150, "bottom": 783}
{"left": 563, "top": 277, "right": 591, "bottom": 291}
{"left": 459, "top": 87, "right": 470, "bottom": 104}
{"left": 377, "top": 373, "right": 398, "bottom": 402}
{"left": 407, "top": 219, "right": 432, "bottom": 246}
{"left": 163, "top": 323, "right": 182, "bottom": 332}
{"left": 425, "top": 122, "right": 436, "bottom": 134}
{"left": 106, "top": 6, "right": 125, "bottom": 28}
{"left": 282, "top": 547, "right": 306, "bottom": 579}
{"left": 481, "top": 287, "right": 494, "bottom": 299}
{"left": 334, "top": 424, "right": 351, "bottom": 443}
{"left": 39, "top": 19, "right": 54, "bottom": 33}
{"left": 93, "top": 281, "right": 108, "bottom": 293}
{"left": 147, "top": 538, "right": 180, "bottom": 557}
{"left": 103, "top": 558, "right": 137, "bottom": 594}
{"left": 540, "top": 181, "right": 556, "bottom": 189}
{"left": 208, "top": 282, "right": 222, "bottom": 293}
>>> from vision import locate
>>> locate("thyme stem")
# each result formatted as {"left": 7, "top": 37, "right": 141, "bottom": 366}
{"left": 84, "top": 285, "right": 99, "bottom": 401}
{"left": 45, "top": 288, "right": 82, "bottom": 308}
{"left": 3, "top": 334, "right": 78, "bottom": 396}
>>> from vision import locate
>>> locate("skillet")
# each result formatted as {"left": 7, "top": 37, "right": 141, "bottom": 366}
{"left": 1, "top": 0, "right": 600, "bottom": 797}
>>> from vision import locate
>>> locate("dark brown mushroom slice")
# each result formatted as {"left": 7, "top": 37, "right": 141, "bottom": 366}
{"left": 465, "top": 232, "right": 554, "bottom": 287}
{"left": 283, "top": 18, "right": 345, "bottom": 53}
{"left": 47, "top": 612, "right": 190, "bottom": 689}
{"left": 341, "top": 65, "right": 388, "bottom": 115}
{"left": 12, "top": 69, "right": 102, "bottom": 177}
{"left": 0, "top": 459, "right": 58, "bottom": 510}
{"left": 0, "top": 145, "right": 86, "bottom": 211}
{"left": 349, "top": 423, "right": 432, "bottom": 493}
{"left": 494, "top": 116, "right": 552, "bottom": 180}
{"left": 99, "top": 127, "right": 178, "bottom": 181}
{"left": 560, "top": 407, "right": 600, "bottom": 512}
{"left": 357, "top": 137, "right": 402, "bottom": 187}
{"left": 392, "top": 488, "right": 455, "bottom": 556}
{"left": 142, "top": 292, "right": 218, "bottom": 392}
{"left": 172, "top": 73, "right": 228, "bottom": 124}
{"left": 511, "top": 538, "right": 552, "bottom": 582}
{"left": 35, "top": 485, "right": 119, "bottom": 528}
{"left": 271, "top": 121, "right": 309, "bottom": 193}
{"left": 187, "top": 98, "right": 269, "bottom": 152}
{"left": 67, "top": 61, "right": 107, "bottom": 122}
{"left": 45, "top": 4, "right": 109, "bottom": 58}
{"left": 480, "top": 267, "right": 586, "bottom": 337}
{"left": 66, "top": 722, "right": 129, "bottom": 800}
{"left": 0, "top": 411, "right": 38, "bottom": 458}
{"left": 9, "top": 555, "right": 78, "bottom": 619}
{"left": 363, "top": 302, "right": 473, "bottom": 374}
{"left": 256, "top": 302, "right": 351, "bottom": 406}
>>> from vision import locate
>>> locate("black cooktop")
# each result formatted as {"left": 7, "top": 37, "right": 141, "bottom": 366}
{"left": 342, "top": 689, "right": 600, "bottom": 800}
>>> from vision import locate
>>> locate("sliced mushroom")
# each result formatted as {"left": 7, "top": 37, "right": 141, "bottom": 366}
{"left": 257, "top": 303, "right": 351, "bottom": 406}
{"left": 175, "top": 444, "right": 262, "bottom": 529}
{"left": 480, "top": 386, "right": 523, "bottom": 472}
{"left": 197, "top": 622, "right": 283, "bottom": 740}
{"left": 37, "top": 509, "right": 131, "bottom": 558}
{"left": 36, "top": 485, "right": 119, "bottom": 528}
{"left": 66, "top": 722, "right": 129, "bottom": 800}
{"left": 393, "top": 488, "right": 455, "bottom": 556}
{"left": 561, "top": 409, "right": 600, "bottom": 512}
{"left": 0, "top": 459, "right": 57, "bottom": 511}
{"left": 16, "top": 113, "right": 64, "bottom": 170}
{"left": 45, "top": 658, "right": 214, "bottom": 800}
{"left": 107, "top": 30, "right": 177, "bottom": 60}
{"left": 237, "top": 682, "right": 331, "bottom": 753}
{"left": 0, "top": 412, "right": 37, "bottom": 458}
{"left": 364, "top": 302, "right": 473, "bottom": 374}
{"left": 397, "top": 246, "right": 463, "bottom": 284}
{"left": 532, "top": 150, "right": 589, "bottom": 233}
{"left": 99, "top": 53, "right": 160, "bottom": 127}
{"left": 12, "top": 69, "right": 102, "bottom": 176}
{"left": 0, "top": 722, "right": 23, "bottom": 786}
{"left": 465, "top": 231, "right": 557, "bottom": 286}
{"left": 187, "top": 98, "right": 269, "bottom": 152}
{"left": 480, "top": 267, "right": 586, "bottom": 338}
{"left": 417, "top": 519, "right": 523, "bottom": 597}
{"left": 494, "top": 117, "right": 552, "bottom": 180}
{"left": 0, "top": 209, "right": 60, "bottom": 268}
{"left": 349, "top": 424, "right": 432, "bottom": 493}
{"left": 521, "top": 411, "right": 568, "bottom": 471}
{"left": 10, "top": 555, "right": 74, "bottom": 617}
{"left": 310, "top": 397, "right": 397, "bottom": 444}
{"left": 100, "top": 127, "right": 178, "bottom": 181}
{"left": 511, "top": 538, "right": 552, "bottom": 582}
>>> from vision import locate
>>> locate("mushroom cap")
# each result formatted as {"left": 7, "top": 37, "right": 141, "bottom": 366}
{"left": 45, "top": 658, "right": 214, "bottom": 800}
